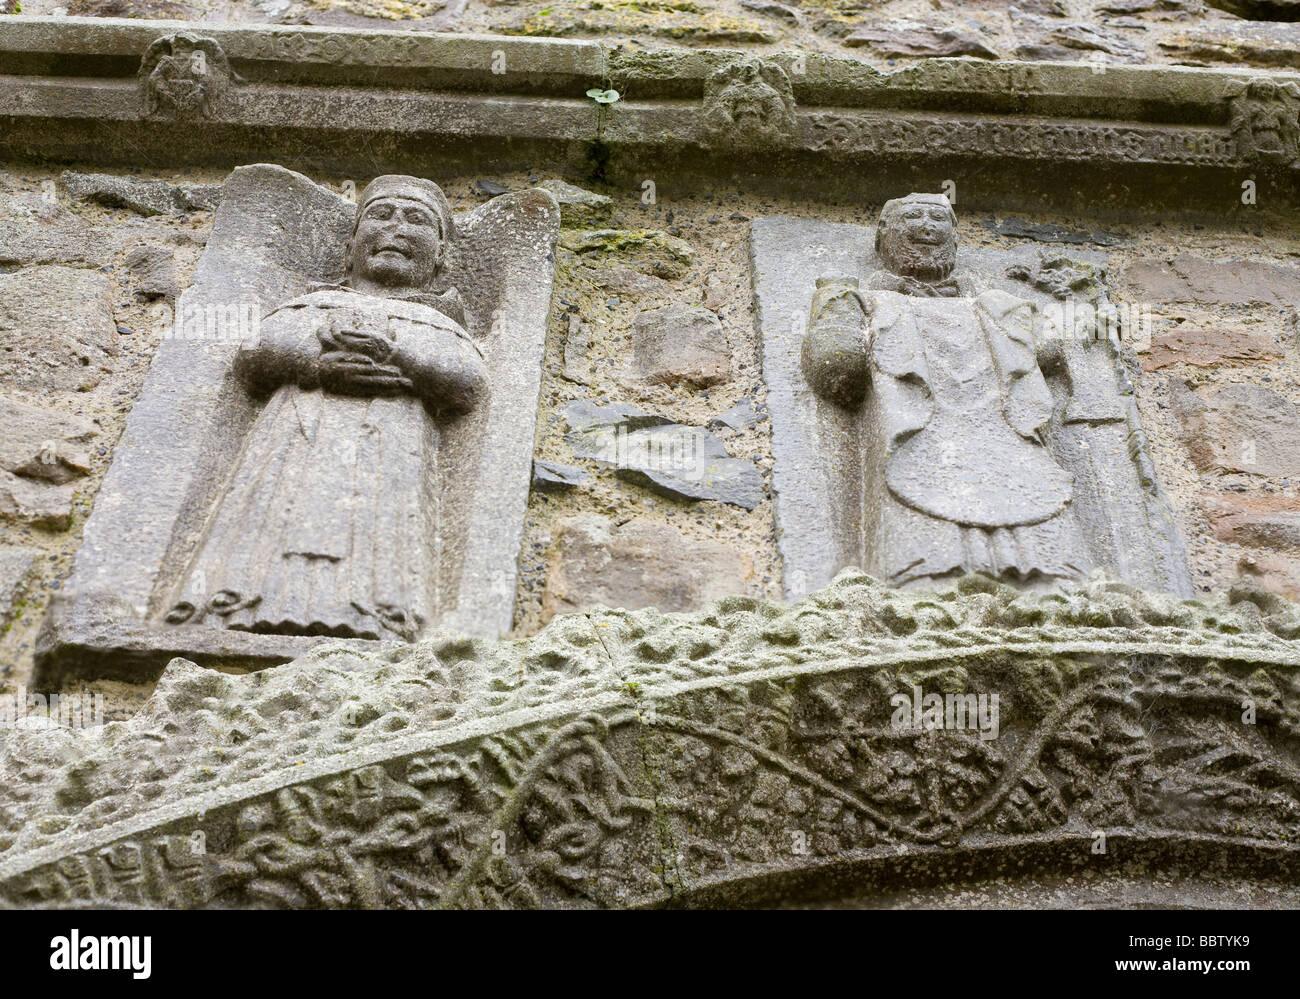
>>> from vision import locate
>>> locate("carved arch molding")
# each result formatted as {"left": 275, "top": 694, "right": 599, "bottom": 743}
{"left": 3, "top": 575, "right": 1299, "bottom": 909}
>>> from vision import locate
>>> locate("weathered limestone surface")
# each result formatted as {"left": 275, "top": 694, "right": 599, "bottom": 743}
{"left": 0, "top": 268, "right": 119, "bottom": 391}
{"left": 3, "top": 574, "right": 1299, "bottom": 909}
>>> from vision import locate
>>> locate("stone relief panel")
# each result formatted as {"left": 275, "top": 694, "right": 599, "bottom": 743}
{"left": 139, "top": 33, "right": 238, "bottom": 120}
{"left": 702, "top": 56, "right": 797, "bottom": 151}
{"left": 752, "top": 196, "right": 1193, "bottom": 600}
{"left": 36, "top": 164, "right": 559, "bottom": 681}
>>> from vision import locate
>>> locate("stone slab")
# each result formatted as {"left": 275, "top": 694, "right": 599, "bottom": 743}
{"left": 751, "top": 214, "right": 1192, "bottom": 598}
{"left": 37, "top": 163, "right": 559, "bottom": 682}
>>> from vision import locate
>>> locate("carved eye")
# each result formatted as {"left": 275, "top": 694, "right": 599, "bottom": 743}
{"left": 366, "top": 205, "right": 394, "bottom": 221}
{"left": 403, "top": 208, "right": 433, "bottom": 226}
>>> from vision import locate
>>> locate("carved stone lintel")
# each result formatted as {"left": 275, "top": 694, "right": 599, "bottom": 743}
{"left": 702, "top": 56, "right": 796, "bottom": 150}
{"left": 139, "top": 33, "right": 235, "bottom": 119}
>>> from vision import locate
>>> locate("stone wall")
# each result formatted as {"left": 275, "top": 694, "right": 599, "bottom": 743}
{"left": 1, "top": 157, "right": 1298, "bottom": 708}
{"left": 12, "top": 0, "right": 1300, "bottom": 73}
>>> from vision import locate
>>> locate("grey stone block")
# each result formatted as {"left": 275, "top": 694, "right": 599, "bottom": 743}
{"left": 0, "top": 268, "right": 118, "bottom": 391}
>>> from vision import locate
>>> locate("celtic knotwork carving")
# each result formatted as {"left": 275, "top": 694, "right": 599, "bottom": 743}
{"left": 1227, "top": 79, "right": 1300, "bottom": 169}
{"left": 702, "top": 57, "right": 797, "bottom": 151}
{"left": 4, "top": 576, "right": 1300, "bottom": 908}
{"left": 139, "top": 33, "right": 235, "bottom": 119}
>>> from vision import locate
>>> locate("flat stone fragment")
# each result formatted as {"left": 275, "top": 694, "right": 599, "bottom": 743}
{"left": 1052, "top": 23, "right": 1144, "bottom": 60}
{"left": 1125, "top": 255, "right": 1300, "bottom": 306}
{"left": 843, "top": 25, "right": 1000, "bottom": 59}
{"left": 532, "top": 459, "right": 588, "bottom": 492}
{"left": 1201, "top": 494, "right": 1300, "bottom": 550}
{"left": 559, "top": 229, "right": 697, "bottom": 280}
{"left": 537, "top": 179, "right": 614, "bottom": 228}
{"left": 62, "top": 171, "right": 221, "bottom": 217}
{"left": 0, "top": 395, "right": 97, "bottom": 485}
{"left": 1142, "top": 327, "right": 1283, "bottom": 372}
{"left": 629, "top": 304, "right": 731, "bottom": 387}
{"left": 708, "top": 398, "right": 761, "bottom": 432}
{"left": 564, "top": 400, "right": 764, "bottom": 509}
{"left": 979, "top": 217, "right": 1121, "bottom": 245}
{"left": 1160, "top": 22, "right": 1300, "bottom": 68}
{"left": 0, "top": 267, "right": 118, "bottom": 391}
{"left": 541, "top": 514, "right": 753, "bottom": 620}
{"left": 0, "top": 193, "right": 116, "bottom": 268}
{"left": 0, "top": 545, "right": 38, "bottom": 631}
{"left": 1172, "top": 382, "right": 1300, "bottom": 478}
{"left": 125, "top": 245, "right": 179, "bottom": 302}
{"left": 739, "top": 0, "right": 803, "bottom": 23}
{"left": 0, "top": 471, "right": 75, "bottom": 530}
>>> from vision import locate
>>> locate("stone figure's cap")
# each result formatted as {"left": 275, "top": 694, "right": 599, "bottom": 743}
{"left": 356, "top": 175, "right": 454, "bottom": 237}
{"left": 878, "top": 192, "right": 956, "bottom": 223}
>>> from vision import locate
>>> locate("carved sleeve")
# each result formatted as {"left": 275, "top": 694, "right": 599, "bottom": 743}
{"left": 390, "top": 325, "right": 488, "bottom": 416}
{"left": 801, "top": 276, "right": 870, "bottom": 409}
{"left": 233, "top": 303, "right": 324, "bottom": 395}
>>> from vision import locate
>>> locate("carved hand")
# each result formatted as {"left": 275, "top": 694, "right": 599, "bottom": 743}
{"left": 318, "top": 326, "right": 395, "bottom": 363}
{"left": 317, "top": 328, "right": 412, "bottom": 396}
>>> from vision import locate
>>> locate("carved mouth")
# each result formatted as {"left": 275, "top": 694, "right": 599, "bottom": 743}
{"left": 371, "top": 243, "right": 410, "bottom": 259}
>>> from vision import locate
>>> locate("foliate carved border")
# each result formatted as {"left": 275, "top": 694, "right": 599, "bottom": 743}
{"left": 6, "top": 632, "right": 1300, "bottom": 906}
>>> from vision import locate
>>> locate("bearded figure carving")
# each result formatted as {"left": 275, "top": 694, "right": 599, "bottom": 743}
{"left": 801, "top": 193, "right": 1092, "bottom": 588}
{"left": 166, "top": 176, "right": 487, "bottom": 640}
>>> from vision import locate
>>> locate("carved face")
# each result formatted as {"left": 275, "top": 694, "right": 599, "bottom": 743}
{"left": 348, "top": 196, "right": 443, "bottom": 289}
{"left": 877, "top": 197, "right": 958, "bottom": 281}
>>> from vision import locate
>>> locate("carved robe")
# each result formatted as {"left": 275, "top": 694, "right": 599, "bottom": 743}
{"left": 169, "top": 286, "right": 486, "bottom": 641}
{"left": 804, "top": 280, "right": 1092, "bottom": 586}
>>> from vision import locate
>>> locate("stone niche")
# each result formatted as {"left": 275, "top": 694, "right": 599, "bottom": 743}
{"left": 36, "top": 164, "right": 560, "bottom": 683}
{"left": 751, "top": 210, "right": 1194, "bottom": 602}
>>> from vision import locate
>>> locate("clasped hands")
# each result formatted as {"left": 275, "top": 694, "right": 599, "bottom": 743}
{"left": 317, "top": 326, "right": 413, "bottom": 396}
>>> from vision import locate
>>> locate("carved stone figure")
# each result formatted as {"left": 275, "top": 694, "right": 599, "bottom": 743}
{"left": 1227, "top": 79, "right": 1300, "bottom": 169}
{"left": 37, "top": 164, "right": 559, "bottom": 681}
{"left": 702, "top": 56, "right": 797, "bottom": 150}
{"left": 140, "top": 33, "right": 234, "bottom": 118}
{"left": 165, "top": 177, "right": 486, "bottom": 641}
{"left": 800, "top": 193, "right": 1093, "bottom": 588}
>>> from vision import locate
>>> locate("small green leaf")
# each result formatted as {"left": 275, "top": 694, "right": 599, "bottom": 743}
{"left": 586, "top": 88, "right": 621, "bottom": 104}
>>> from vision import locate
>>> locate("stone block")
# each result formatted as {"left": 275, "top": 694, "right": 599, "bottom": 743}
{"left": 1173, "top": 382, "right": 1300, "bottom": 478}
{"left": 1125, "top": 256, "right": 1300, "bottom": 306}
{"left": 542, "top": 514, "right": 753, "bottom": 620}
{"left": 0, "top": 268, "right": 118, "bottom": 391}
{"left": 628, "top": 304, "right": 730, "bottom": 387}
